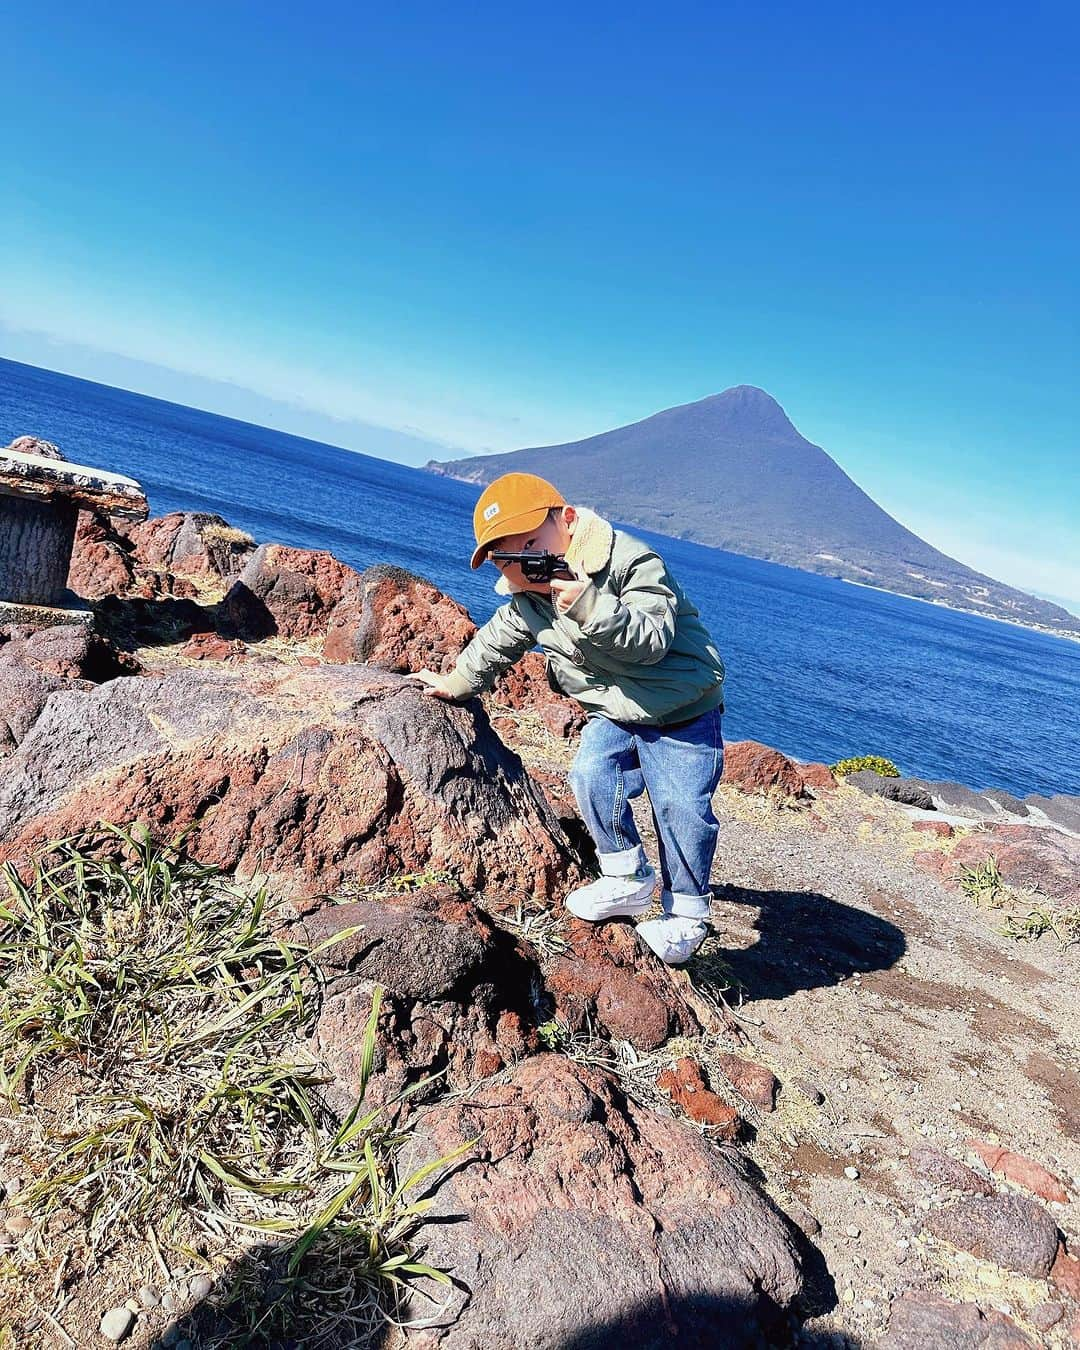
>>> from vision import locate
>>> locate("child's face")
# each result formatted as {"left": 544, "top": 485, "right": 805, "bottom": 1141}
{"left": 488, "top": 506, "right": 576, "bottom": 593}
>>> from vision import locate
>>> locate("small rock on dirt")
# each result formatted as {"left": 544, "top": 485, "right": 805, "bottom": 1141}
{"left": 100, "top": 1306, "right": 136, "bottom": 1342}
{"left": 189, "top": 1274, "right": 213, "bottom": 1299}
{"left": 881, "top": 1291, "right": 1037, "bottom": 1348}
{"left": 909, "top": 1145, "right": 993, "bottom": 1196}
{"left": 926, "top": 1193, "right": 1060, "bottom": 1277}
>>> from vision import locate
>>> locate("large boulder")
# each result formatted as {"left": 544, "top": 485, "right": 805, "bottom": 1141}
{"left": 222, "top": 544, "right": 361, "bottom": 640}
{"left": 948, "top": 824, "right": 1080, "bottom": 905}
{"left": 847, "top": 770, "right": 935, "bottom": 810}
{"left": 400, "top": 1056, "right": 808, "bottom": 1348}
{"left": 0, "top": 622, "right": 136, "bottom": 682}
{"left": 925, "top": 1193, "right": 1061, "bottom": 1277}
{"left": 304, "top": 886, "right": 539, "bottom": 1108}
{"left": 324, "top": 563, "right": 476, "bottom": 670}
{"left": 0, "top": 663, "right": 582, "bottom": 905}
{"left": 882, "top": 1292, "right": 1037, "bottom": 1349}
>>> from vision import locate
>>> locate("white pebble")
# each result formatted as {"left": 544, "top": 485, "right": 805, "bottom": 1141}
{"left": 189, "top": 1274, "right": 213, "bottom": 1299}
{"left": 100, "top": 1307, "right": 135, "bottom": 1342}
{"left": 846, "top": 1224, "right": 861, "bottom": 1238}
{"left": 845, "top": 1166, "right": 860, "bottom": 1180}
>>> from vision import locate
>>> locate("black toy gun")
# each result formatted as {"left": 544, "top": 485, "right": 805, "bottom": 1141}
{"left": 488, "top": 550, "right": 575, "bottom": 584}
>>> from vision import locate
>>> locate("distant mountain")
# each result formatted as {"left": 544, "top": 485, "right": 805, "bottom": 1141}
{"left": 427, "top": 386, "right": 1080, "bottom": 638}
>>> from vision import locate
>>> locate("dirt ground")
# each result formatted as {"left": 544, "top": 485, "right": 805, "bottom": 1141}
{"left": 510, "top": 711, "right": 1080, "bottom": 1349}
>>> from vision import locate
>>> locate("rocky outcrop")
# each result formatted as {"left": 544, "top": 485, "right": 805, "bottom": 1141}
{"left": 400, "top": 1056, "right": 808, "bottom": 1348}
{"left": 915, "top": 822, "right": 1080, "bottom": 905}
{"left": 0, "top": 663, "right": 581, "bottom": 905}
{"left": 324, "top": 563, "right": 476, "bottom": 670}
{"left": 882, "top": 1292, "right": 1037, "bottom": 1349}
{"left": 222, "top": 543, "right": 360, "bottom": 640}
{"left": 128, "top": 511, "right": 255, "bottom": 582}
{"left": 847, "top": 770, "right": 935, "bottom": 810}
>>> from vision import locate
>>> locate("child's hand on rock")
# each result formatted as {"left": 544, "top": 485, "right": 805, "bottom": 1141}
{"left": 404, "top": 669, "right": 458, "bottom": 699}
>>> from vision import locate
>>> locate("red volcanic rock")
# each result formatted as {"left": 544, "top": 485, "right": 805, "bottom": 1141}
{"left": 223, "top": 543, "right": 361, "bottom": 641}
{"left": 128, "top": 512, "right": 255, "bottom": 582}
{"left": 926, "top": 1193, "right": 1061, "bottom": 1277}
{"left": 543, "top": 918, "right": 700, "bottom": 1050}
{"left": 181, "top": 632, "right": 247, "bottom": 662}
{"left": 69, "top": 510, "right": 138, "bottom": 599}
{"left": 721, "top": 740, "right": 807, "bottom": 798}
{"left": 5, "top": 435, "right": 65, "bottom": 460}
{"left": 946, "top": 825, "right": 1080, "bottom": 905}
{"left": 324, "top": 563, "right": 477, "bottom": 670}
{"left": 0, "top": 622, "right": 137, "bottom": 682}
{"left": 798, "top": 761, "right": 838, "bottom": 791}
{"left": 882, "top": 1292, "right": 1037, "bottom": 1349}
{"left": 657, "top": 1057, "right": 742, "bottom": 1137}
{"left": 712, "top": 1052, "right": 780, "bottom": 1112}
{"left": 539, "top": 700, "right": 586, "bottom": 739}
{"left": 968, "top": 1140, "right": 1070, "bottom": 1205}
{"left": 490, "top": 648, "right": 549, "bottom": 708}
{"left": 1052, "top": 1244, "right": 1080, "bottom": 1300}
{"left": 398, "top": 1056, "right": 807, "bottom": 1347}
{"left": 0, "top": 664, "right": 581, "bottom": 906}
{"left": 302, "top": 886, "right": 539, "bottom": 1110}
{"left": 914, "top": 819, "right": 955, "bottom": 838}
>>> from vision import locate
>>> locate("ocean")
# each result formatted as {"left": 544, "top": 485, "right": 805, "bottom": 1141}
{"left": 2, "top": 356, "right": 1078, "bottom": 800}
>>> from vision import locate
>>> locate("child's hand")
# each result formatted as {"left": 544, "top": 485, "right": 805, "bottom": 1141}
{"left": 550, "top": 566, "right": 590, "bottom": 615}
{"left": 404, "top": 669, "right": 458, "bottom": 700}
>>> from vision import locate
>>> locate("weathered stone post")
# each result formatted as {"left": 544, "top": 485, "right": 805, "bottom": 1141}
{"left": 0, "top": 437, "right": 149, "bottom": 623}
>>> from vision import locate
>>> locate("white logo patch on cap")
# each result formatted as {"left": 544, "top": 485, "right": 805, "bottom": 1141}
{"left": 483, "top": 502, "right": 501, "bottom": 521}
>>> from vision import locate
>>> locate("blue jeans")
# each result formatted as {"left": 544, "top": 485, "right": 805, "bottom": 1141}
{"left": 567, "top": 707, "right": 724, "bottom": 918}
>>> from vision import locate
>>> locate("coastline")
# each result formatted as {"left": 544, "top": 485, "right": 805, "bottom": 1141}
{"left": 838, "top": 576, "right": 1080, "bottom": 645}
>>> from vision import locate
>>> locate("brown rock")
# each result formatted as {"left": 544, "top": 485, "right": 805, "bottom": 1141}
{"left": 5, "top": 435, "right": 65, "bottom": 460}
{"left": 539, "top": 700, "right": 586, "bottom": 739}
{"left": 1029, "top": 1302, "right": 1064, "bottom": 1333}
{"left": 968, "top": 1140, "right": 1070, "bottom": 1204}
{"left": 490, "top": 648, "right": 550, "bottom": 709}
{"left": 223, "top": 543, "right": 361, "bottom": 640}
{"left": 1052, "top": 1243, "right": 1080, "bottom": 1300}
{"left": 323, "top": 563, "right": 476, "bottom": 670}
{"left": 914, "top": 819, "right": 956, "bottom": 838}
{"left": 0, "top": 664, "right": 71, "bottom": 755}
{"left": 304, "top": 887, "right": 539, "bottom": 1109}
{"left": 399, "top": 1056, "right": 807, "bottom": 1347}
{"left": 68, "top": 510, "right": 137, "bottom": 599}
{"left": 712, "top": 1052, "right": 779, "bottom": 1111}
{"left": 0, "top": 623, "right": 136, "bottom": 683}
{"left": 181, "top": 632, "right": 246, "bottom": 662}
{"left": 941, "top": 825, "right": 1080, "bottom": 905}
{"left": 882, "top": 1291, "right": 1037, "bottom": 1348}
{"left": 656, "top": 1057, "right": 742, "bottom": 1137}
{"left": 721, "top": 739, "right": 807, "bottom": 798}
{"left": 544, "top": 918, "right": 700, "bottom": 1050}
{"left": 798, "top": 761, "right": 837, "bottom": 791}
{"left": 0, "top": 664, "right": 581, "bottom": 906}
{"left": 926, "top": 1193, "right": 1060, "bottom": 1277}
{"left": 128, "top": 512, "right": 255, "bottom": 582}
{"left": 909, "top": 1145, "right": 993, "bottom": 1196}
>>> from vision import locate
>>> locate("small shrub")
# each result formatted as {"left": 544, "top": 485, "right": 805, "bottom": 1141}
{"left": 831, "top": 755, "right": 901, "bottom": 777}
{"left": 1001, "top": 904, "right": 1080, "bottom": 947}
{"left": 954, "top": 855, "right": 1004, "bottom": 907}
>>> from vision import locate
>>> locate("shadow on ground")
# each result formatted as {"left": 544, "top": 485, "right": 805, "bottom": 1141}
{"left": 157, "top": 1229, "right": 852, "bottom": 1350}
{"left": 698, "top": 883, "right": 906, "bottom": 1003}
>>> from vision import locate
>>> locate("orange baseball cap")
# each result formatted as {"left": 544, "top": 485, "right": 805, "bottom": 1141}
{"left": 470, "top": 472, "right": 566, "bottom": 569}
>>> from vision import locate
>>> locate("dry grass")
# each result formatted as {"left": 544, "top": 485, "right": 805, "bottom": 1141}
{"left": 0, "top": 825, "right": 470, "bottom": 1348}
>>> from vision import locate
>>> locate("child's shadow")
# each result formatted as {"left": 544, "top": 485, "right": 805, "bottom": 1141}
{"left": 698, "top": 881, "right": 906, "bottom": 1002}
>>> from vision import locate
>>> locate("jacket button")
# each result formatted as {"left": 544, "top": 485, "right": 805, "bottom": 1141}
{"left": 570, "top": 647, "right": 585, "bottom": 666}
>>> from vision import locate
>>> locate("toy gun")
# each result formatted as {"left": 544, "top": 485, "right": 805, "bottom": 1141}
{"left": 488, "top": 550, "right": 575, "bottom": 584}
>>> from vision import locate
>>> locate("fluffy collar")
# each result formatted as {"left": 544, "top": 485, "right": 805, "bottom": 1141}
{"left": 493, "top": 507, "right": 614, "bottom": 596}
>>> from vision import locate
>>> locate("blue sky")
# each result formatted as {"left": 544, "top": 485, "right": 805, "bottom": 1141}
{"left": 3, "top": 2, "right": 1078, "bottom": 609}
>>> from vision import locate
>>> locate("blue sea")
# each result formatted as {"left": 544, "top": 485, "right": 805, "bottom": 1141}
{"left": 2, "top": 356, "right": 1078, "bottom": 800}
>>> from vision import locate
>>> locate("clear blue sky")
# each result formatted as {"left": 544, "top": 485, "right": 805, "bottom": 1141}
{"left": 3, "top": 2, "right": 1078, "bottom": 609}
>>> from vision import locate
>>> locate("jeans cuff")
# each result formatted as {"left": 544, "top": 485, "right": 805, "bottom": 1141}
{"left": 662, "top": 890, "right": 712, "bottom": 919}
{"left": 598, "top": 844, "right": 646, "bottom": 877}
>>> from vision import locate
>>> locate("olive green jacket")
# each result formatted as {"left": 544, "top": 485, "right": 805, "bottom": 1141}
{"left": 443, "top": 512, "right": 725, "bottom": 726}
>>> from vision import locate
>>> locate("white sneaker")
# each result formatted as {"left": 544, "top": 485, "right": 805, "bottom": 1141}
{"left": 566, "top": 865, "right": 657, "bottom": 920}
{"left": 635, "top": 915, "right": 709, "bottom": 965}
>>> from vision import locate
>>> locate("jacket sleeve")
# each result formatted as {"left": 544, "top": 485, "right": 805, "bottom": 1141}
{"left": 563, "top": 549, "right": 677, "bottom": 665}
{"left": 443, "top": 601, "right": 536, "bottom": 697}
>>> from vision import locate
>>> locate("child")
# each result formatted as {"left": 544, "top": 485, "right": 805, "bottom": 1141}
{"left": 406, "top": 472, "right": 726, "bottom": 965}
